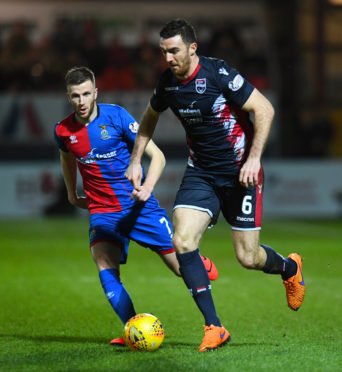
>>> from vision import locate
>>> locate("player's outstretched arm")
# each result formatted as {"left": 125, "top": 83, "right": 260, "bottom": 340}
{"left": 125, "top": 103, "right": 161, "bottom": 190}
{"left": 239, "top": 89, "right": 275, "bottom": 188}
{"left": 59, "top": 150, "right": 87, "bottom": 209}
{"left": 131, "top": 140, "right": 166, "bottom": 202}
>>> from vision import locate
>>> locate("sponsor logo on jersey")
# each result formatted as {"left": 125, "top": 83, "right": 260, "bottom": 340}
{"left": 99, "top": 125, "right": 111, "bottom": 140}
{"left": 129, "top": 121, "right": 139, "bottom": 133}
{"left": 78, "top": 148, "right": 117, "bottom": 164}
{"left": 179, "top": 107, "right": 202, "bottom": 125}
{"left": 165, "top": 86, "right": 179, "bottom": 91}
{"left": 195, "top": 78, "right": 206, "bottom": 94}
{"left": 69, "top": 135, "right": 78, "bottom": 144}
{"left": 219, "top": 67, "right": 229, "bottom": 76}
{"left": 228, "top": 74, "right": 244, "bottom": 91}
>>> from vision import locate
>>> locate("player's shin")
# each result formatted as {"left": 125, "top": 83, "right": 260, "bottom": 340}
{"left": 176, "top": 248, "right": 221, "bottom": 326}
{"left": 99, "top": 268, "right": 136, "bottom": 323}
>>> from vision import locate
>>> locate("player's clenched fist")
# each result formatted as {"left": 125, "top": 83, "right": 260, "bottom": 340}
{"left": 125, "top": 162, "right": 142, "bottom": 190}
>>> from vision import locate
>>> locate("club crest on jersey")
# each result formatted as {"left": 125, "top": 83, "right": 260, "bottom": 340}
{"left": 99, "top": 125, "right": 111, "bottom": 140}
{"left": 228, "top": 74, "right": 244, "bottom": 91}
{"left": 195, "top": 78, "right": 206, "bottom": 94}
{"left": 129, "top": 121, "right": 139, "bottom": 133}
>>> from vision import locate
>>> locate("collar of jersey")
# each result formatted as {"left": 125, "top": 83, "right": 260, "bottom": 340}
{"left": 179, "top": 63, "right": 201, "bottom": 85}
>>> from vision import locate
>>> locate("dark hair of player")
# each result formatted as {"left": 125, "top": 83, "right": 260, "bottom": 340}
{"left": 160, "top": 19, "right": 197, "bottom": 46}
{"left": 65, "top": 66, "right": 95, "bottom": 87}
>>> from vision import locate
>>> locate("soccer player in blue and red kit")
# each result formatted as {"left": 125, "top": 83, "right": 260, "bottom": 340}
{"left": 54, "top": 66, "right": 218, "bottom": 346}
{"left": 126, "top": 19, "right": 306, "bottom": 352}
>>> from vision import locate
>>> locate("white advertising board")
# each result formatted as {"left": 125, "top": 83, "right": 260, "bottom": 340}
{"left": 262, "top": 160, "right": 342, "bottom": 217}
{"left": 0, "top": 163, "right": 62, "bottom": 217}
{"left": 0, "top": 160, "right": 341, "bottom": 218}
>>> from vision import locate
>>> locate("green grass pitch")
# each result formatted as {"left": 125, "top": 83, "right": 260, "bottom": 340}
{"left": 1, "top": 217, "right": 341, "bottom": 371}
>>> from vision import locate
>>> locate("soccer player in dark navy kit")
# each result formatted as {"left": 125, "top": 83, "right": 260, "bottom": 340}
{"left": 54, "top": 66, "right": 218, "bottom": 346}
{"left": 126, "top": 19, "right": 306, "bottom": 352}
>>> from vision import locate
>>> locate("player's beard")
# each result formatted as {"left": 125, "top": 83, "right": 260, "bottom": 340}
{"left": 77, "top": 100, "right": 96, "bottom": 124}
{"left": 172, "top": 52, "right": 192, "bottom": 80}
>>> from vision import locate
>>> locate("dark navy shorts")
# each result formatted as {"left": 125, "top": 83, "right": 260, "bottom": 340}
{"left": 89, "top": 202, "right": 174, "bottom": 264}
{"left": 174, "top": 166, "right": 264, "bottom": 230}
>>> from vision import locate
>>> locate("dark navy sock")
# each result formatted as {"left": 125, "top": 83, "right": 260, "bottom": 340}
{"left": 261, "top": 244, "right": 297, "bottom": 280}
{"left": 176, "top": 248, "right": 221, "bottom": 327}
{"left": 99, "top": 268, "right": 136, "bottom": 324}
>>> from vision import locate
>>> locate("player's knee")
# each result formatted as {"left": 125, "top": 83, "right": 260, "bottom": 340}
{"left": 91, "top": 247, "right": 118, "bottom": 271}
{"left": 94, "top": 256, "right": 115, "bottom": 271}
{"left": 172, "top": 234, "right": 184, "bottom": 252}
{"left": 237, "top": 254, "right": 257, "bottom": 269}
{"left": 235, "top": 247, "right": 260, "bottom": 269}
{"left": 172, "top": 234, "right": 195, "bottom": 254}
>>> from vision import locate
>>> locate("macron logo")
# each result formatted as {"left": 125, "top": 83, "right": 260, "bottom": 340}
{"left": 219, "top": 68, "right": 229, "bottom": 76}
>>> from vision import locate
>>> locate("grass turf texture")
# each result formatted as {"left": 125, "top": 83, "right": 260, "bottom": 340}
{"left": 1, "top": 217, "right": 341, "bottom": 372}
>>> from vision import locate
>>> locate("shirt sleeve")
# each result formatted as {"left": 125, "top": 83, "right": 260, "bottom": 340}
{"left": 150, "top": 74, "right": 170, "bottom": 113}
{"left": 217, "top": 60, "right": 254, "bottom": 107}
{"left": 118, "top": 107, "right": 139, "bottom": 152}
{"left": 54, "top": 123, "right": 68, "bottom": 152}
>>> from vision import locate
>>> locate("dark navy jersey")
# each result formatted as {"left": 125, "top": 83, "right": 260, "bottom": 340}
{"left": 150, "top": 55, "right": 255, "bottom": 175}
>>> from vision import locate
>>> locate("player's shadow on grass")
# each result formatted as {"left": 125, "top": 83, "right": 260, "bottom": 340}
{"left": 110, "top": 341, "right": 279, "bottom": 353}
{"left": 110, "top": 342, "right": 199, "bottom": 353}
{"left": 1, "top": 334, "right": 277, "bottom": 350}
{"left": 167, "top": 340, "right": 276, "bottom": 348}
{"left": 0, "top": 333, "right": 106, "bottom": 345}
{"left": 227, "top": 342, "right": 278, "bottom": 347}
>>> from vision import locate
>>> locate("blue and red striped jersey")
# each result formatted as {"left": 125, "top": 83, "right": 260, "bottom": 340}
{"left": 54, "top": 104, "right": 157, "bottom": 214}
{"left": 150, "top": 56, "right": 255, "bottom": 175}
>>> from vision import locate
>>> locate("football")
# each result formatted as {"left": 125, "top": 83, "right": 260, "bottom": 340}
{"left": 123, "top": 313, "right": 165, "bottom": 351}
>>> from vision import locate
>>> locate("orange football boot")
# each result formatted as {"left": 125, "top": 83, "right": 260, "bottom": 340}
{"left": 283, "top": 253, "right": 306, "bottom": 311}
{"left": 110, "top": 337, "right": 125, "bottom": 346}
{"left": 198, "top": 325, "right": 230, "bottom": 352}
{"left": 200, "top": 255, "right": 219, "bottom": 281}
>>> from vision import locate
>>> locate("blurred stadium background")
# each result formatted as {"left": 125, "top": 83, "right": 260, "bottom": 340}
{"left": 0, "top": 0, "right": 341, "bottom": 220}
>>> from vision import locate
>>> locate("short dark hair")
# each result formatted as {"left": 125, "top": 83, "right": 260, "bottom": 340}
{"left": 65, "top": 66, "right": 95, "bottom": 87}
{"left": 160, "top": 19, "right": 197, "bottom": 46}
